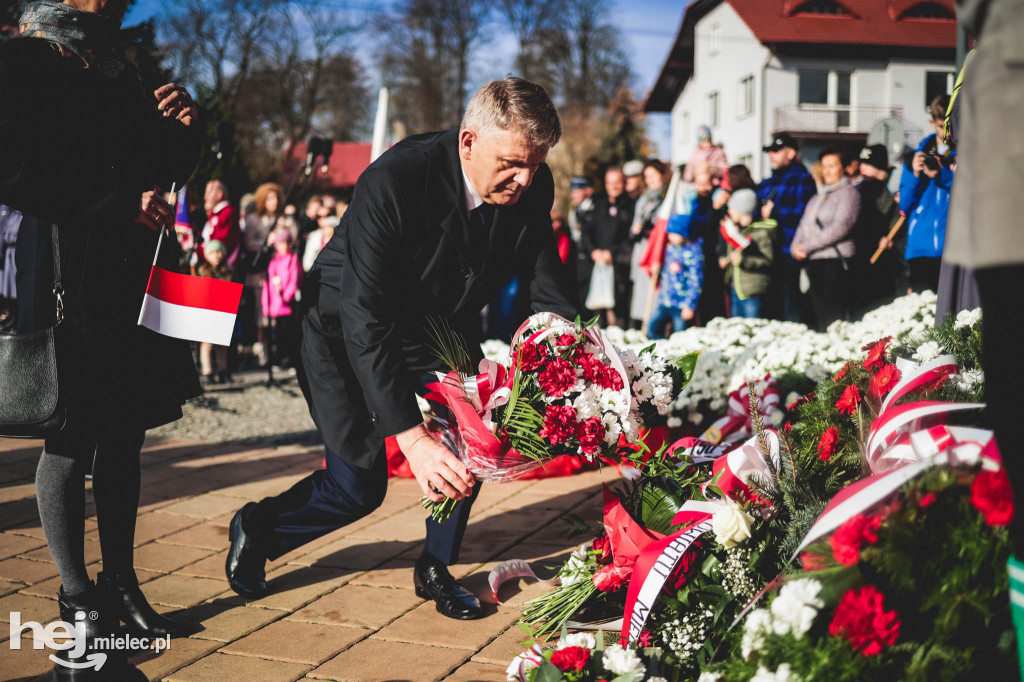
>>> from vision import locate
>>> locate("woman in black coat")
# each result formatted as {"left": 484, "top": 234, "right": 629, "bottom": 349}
{"left": 0, "top": 1, "right": 201, "bottom": 677}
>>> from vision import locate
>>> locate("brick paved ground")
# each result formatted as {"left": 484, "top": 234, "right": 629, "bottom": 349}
{"left": 0, "top": 373, "right": 617, "bottom": 681}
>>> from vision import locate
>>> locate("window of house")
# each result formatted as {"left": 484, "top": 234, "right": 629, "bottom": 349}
{"left": 799, "top": 70, "right": 829, "bottom": 105}
{"left": 792, "top": 0, "right": 851, "bottom": 15}
{"left": 925, "top": 71, "right": 955, "bottom": 108}
{"left": 901, "top": 2, "right": 955, "bottom": 19}
{"left": 707, "top": 92, "right": 719, "bottom": 128}
{"left": 709, "top": 24, "right": 721, "bottom": 56}
{"left": 738, "top": 75, "right": 754, "bottom": 118}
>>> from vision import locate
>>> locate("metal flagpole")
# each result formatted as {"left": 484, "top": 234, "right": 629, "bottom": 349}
{"left": 152, "top": 182, "right": 176, "bottom": 267}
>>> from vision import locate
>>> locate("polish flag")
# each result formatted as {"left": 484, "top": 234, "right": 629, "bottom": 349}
{"left": 719, "top": 218, "right": 751, "bottom": 251}
{"left": 137, "top": 266, "right": 242, "bottom": 345}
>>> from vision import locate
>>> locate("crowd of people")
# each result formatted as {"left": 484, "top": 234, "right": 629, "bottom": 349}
{"left": 558, "top": 95, "right": 955, "bottom": 338}
{"left": 163, "top": 180, "right": 351, "bottom": 383}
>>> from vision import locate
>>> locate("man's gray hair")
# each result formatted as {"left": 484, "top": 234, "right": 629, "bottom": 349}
{"left": 460, "top": 77, "right": 561, "bottom": 150}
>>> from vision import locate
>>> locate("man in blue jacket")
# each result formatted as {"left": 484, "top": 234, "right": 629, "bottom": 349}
{"left": 757, "top": 133, "right": 817, "bottom": 322}
{"left": 897, "top": 95, "right": 955, "bottom": 293}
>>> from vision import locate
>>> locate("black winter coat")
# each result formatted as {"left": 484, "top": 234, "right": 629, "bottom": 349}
{"left": 0, "top": 37, "right": 202, "bottom": 431}
{"left": 299, "top": 128, "right": 578, "bottom": 468}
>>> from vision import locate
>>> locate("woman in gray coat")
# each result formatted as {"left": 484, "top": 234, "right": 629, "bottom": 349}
{"left": 791, "top": 146, "right": 861, "bottom": 331}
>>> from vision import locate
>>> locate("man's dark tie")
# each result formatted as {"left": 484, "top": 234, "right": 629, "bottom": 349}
{"left": 466, "top": 204, "right": 494, "bottom": 269}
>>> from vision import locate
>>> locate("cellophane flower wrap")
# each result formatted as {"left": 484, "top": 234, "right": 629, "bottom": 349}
{"left": 421, "top": 314, "right": 698, "bottom": 522}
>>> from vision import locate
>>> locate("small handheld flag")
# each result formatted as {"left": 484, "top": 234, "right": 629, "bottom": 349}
{"left": 137, "top": 186, "right": 242, "bottom": 345}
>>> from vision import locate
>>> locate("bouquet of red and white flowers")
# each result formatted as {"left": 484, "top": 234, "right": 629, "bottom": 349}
{"left": 420, "top": 313, "right": 698, "bottom": 522}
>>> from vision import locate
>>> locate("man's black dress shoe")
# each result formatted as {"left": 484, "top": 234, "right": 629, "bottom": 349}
{"left": 97, "top": 569, "right": 189, "bottom": 638}
{"left": 226, "top": 502, "right": 268, "bottom": 598}
{"left": 413, "top": 552, "right": 483, "bottom": 620}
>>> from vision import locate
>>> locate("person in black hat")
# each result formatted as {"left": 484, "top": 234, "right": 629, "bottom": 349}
{"left": 756, "top": 133, "right": 818, "bottom": 323}
{"left": 850, "top": 144, "right": 904, "bottom": 318}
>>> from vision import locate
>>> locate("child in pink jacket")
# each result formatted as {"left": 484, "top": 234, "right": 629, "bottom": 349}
{"left": 261, "top": 228, "right": 302, "bottom": 367}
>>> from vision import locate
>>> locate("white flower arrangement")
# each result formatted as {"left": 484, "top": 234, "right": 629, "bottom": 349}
{"left": 721, "top": 546, "right": 759, "bottom": 600}
{"left": 769, "top": 578, "right": 824, "bottom": 639}
{"left": 601, "top": 643, "right": 646, "bottom": 675}
{"left": 478, "top": 293, "right": 939, "bottom": 427}
{"left": 954, "top": 307, "right": 982, "bottom": 329}
{"left": 661, "top": 604, "right": 714, "bottom": 662}
{"left": 741, "top": 608, "right": 773, "bottom": 660}
{"left": 555, "top": 632, "right": 597, "bottom": 650}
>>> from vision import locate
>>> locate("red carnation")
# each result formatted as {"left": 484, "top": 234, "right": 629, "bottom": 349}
{"left": 574, "top": 349, "right": 602, "bottom": 382}
{"left": 591, "top": 534, "right": 613, "bottom": 563}
{"left": 592, "top": 563, "right": 631, "bottom": 592}
{"left": 638, "top": 630, "right": 654, "bottom": 647}
{"left": 517, "top": 341, "right": 549, "bottom": 372}
{"left": 817, "top": 426, "right": 839, "bottom": 462}
{"left": 829, "top": 585, "right": 901, "bottom": 656}
{"left": 539, "top": 404, "right": 578, "bottom": 446}
{"left": 835, "top": 385, "right": 861, "bottom": 415}
{"left": 550, "top": 645, "right": 591, "bottom": 672}
{"left": 861, "top": 337, "right": 893, "bottom": 371}
{"left": 537, "top": 358, "right": 578, "bottom": 398}
{"left": 971, "top": 468, "right": 1015, "bottom": 527}
{"left": 868, "top": 364, "right": 901, "bottom": 399}
{"left": 595, "top": 364, "right": 624, "bottom": 391}
{"left": 919, "top": 492, "right": 937, "bottom": 508}
{"left": 830, "top": 514, "right": 880, "bottom": 566}
{"left": 782, "top": 422, "right": 793, "bottom": 433}
{"left": 555, "top": 333, "right": 578, "bottom": 348}
{"left": 576, "top": 416, "right": 606, "bottom": 455}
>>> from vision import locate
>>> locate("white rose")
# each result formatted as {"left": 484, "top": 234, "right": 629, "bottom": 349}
{"left": 557, "top": 632, "right": 596, "bottom": 650}
{"left": 601, "top": 644, "right": 644, "bottom": 675}
{"left": 712, "top": 501, "right": 754, "bottom": 548}
{"left": 770, "top": 578, "right": 823, "bottom": 638}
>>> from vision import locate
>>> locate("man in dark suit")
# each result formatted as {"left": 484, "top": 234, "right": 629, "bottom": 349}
{"left": 225, "top": 78, "right": 578, "bottom": 620}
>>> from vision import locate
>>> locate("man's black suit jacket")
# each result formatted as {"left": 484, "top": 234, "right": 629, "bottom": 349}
{"left": 299, "top": 128, "right": 579, "bottom": 468}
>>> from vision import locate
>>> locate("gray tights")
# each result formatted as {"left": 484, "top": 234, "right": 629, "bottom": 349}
{"left": 36, "top": 428, "right": 145, "bottom": 595}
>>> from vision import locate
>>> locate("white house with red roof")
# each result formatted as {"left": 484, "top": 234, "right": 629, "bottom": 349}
{"left": 646, "top": 0, "right": 958, "bottom": 179}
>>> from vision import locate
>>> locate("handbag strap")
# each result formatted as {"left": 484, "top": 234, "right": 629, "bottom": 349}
{"left": 50, "top": 223, "right": 64, "bottom": 325}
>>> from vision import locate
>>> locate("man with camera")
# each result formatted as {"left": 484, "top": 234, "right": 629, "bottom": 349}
{"left": 890, "top": 94, "right": 956, "bottom": 294}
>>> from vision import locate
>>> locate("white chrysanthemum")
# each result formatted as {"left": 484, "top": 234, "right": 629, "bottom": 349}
{"left": 770, "top": 578, "right": 823, "bottom": 638}
{"left": 741, "top": 608, "right": 773, "bottom": 659}
{"left": 557, "top": 632, "right": 596, "bottom": 650}
{"left": 954, "top": 308, "right": 982, "bottom": 329}
{"left": 912, "top": 340, "right": 942, "bottom": 363}
{"left": 601, "top": 644, "right": 644, "bottom": 675}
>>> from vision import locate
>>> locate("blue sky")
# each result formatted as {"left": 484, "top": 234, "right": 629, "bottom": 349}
{"left": 125, "top": 0, "right": 686, "bottom": 155}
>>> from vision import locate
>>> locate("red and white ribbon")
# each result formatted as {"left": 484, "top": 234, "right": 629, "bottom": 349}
{"left": 794, "top": 425, "right": 1000, "bottom": 558}
{"left": 701, "top": 375, "right": 781, "bottom": 445}
{"left": 620, "top": 431, "right": 779, "bottom": 644}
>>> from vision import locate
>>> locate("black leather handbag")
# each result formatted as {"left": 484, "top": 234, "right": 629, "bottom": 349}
{"left": 0, "top": 223, "right": 68, "bottom": 438}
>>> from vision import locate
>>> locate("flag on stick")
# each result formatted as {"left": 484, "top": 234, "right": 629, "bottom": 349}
{"left": 138, "top": 266, "right": 242, "bottom": 345}
{"left": 137, "top": 185, "right": 242, "bottom": 345}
